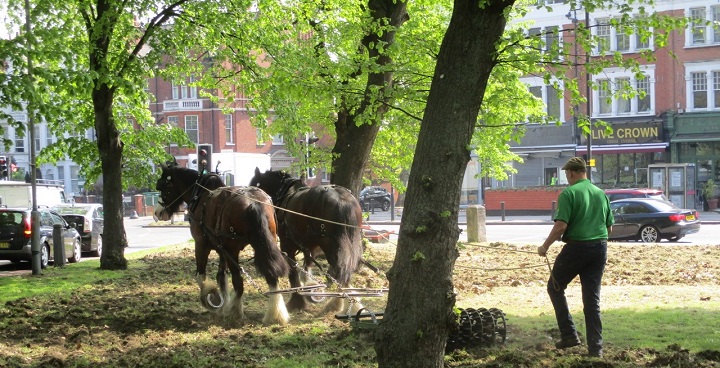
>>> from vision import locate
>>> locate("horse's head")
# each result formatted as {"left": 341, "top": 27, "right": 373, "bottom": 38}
{"left": 250, "top": 167, "right": 293, "bottom": 202}
{"left": 154, "top": 163, "right": 193, "bottom": 220}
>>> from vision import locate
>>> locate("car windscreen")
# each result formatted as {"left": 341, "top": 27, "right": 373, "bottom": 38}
{"left": 53, "top": 207, "right": 89, "bottom": 215}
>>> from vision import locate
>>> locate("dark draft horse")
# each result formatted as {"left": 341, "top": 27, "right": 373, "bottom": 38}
{"left": 250, "top": 168, "right": 365, "bottom": 314}
{"left": 154, "top": 164, "right": 290, "bottom": 325}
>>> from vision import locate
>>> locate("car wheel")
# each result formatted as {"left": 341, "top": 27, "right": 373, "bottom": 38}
{"left": 68, "top": 238, "right": 81, "bottom": 263}
{"left": 92, "top": 236, "right": 103, "bottom": 257}
{"left": 41, "top": 243, "right": 50, "bottom": 269}
{"left": 382, "top": 200, "right": 390, "bottom": 211}
{"left": 639, "top": 225, "right": 660, "bottom": 243}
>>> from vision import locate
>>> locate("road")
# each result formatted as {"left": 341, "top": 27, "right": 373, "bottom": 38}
{"left": 3, "top": 214, "right": 718, "bottom": 275}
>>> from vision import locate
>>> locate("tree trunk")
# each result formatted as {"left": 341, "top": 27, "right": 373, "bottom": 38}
{"left": 375, "top": 1, "right": 514, "bottom": 366}
{"left": 86, "top": 3, "right": 128, "bottom": 270}
{"left": 330, "top": 0, "right": 408, "bottom": 194}
{"left": 93, "top": 85, "right": 128, "bottom": 270}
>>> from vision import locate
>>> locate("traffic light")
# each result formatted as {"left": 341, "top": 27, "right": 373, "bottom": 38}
{"left": 0, "top": 156, "right": 7, "bottom": 180}
{"left": 197, "top": 144, "right": 212, "bottom": 175}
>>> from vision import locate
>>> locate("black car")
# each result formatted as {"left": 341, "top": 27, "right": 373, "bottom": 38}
{"left": 0, "top": 207, "right": 82, "bottom": 268}
{"left": 53, "top": 203, "right": 104, "bottom": 257}
{"left": 359, "top": 186, "right": 392, "bottom": 212}
{"left": 609, "top": 198, "right": 701, "bottom": 243}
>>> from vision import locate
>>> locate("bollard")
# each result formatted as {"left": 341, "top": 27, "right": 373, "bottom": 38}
{"left": 551, "top": 200, "right": 557, "bottom": 220}
{"left": 466, "top": 205, "right": 487, "bottom": 243}
{"left": 500, "top": 201, "right": 506, "bottom": 222}
{"left": 53, "top": 223, "right": 65, "bottom": 268}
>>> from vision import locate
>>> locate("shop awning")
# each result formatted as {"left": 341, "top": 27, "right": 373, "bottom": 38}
{"left": 575, "top": 143, "right": 668, "bottom": 154}
{"left": 671, "top": 134, "right": 720, "bottom": 143}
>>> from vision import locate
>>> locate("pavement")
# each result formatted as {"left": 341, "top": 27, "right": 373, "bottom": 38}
{"left": 365, "top": 208, "right": 720, "bottom": 225}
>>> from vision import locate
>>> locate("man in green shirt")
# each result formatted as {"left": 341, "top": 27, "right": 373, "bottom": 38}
{"left": 538, "top": 157, "right": 614, "bottom": 358}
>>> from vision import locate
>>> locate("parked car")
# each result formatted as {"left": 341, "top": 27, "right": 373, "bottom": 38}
{"left": 359, "top": 186, "right": 392, "bottom": 212}
{"left": 604, "top": 188, "right": 669, "bottom": 202}
{"left": 0, "top": 207, "right": 82, "bottom": 268}
{"left": 52, "top": 203, "right": 104, "bottom": 257}
{"left": 609, "top": 198, "right": 701, "bottom": 243}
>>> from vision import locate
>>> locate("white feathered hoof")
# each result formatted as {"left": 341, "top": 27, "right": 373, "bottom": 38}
{"left": 263, "top": 291, "right": 290, "bottom": 326}
{"left": 199, "top": 280, "right": 224, "bottom": 311}
{"left": 320, "top": 297, "right": 346, "bottom": 315}
{"left": 222, "top": 294, "right": 245, "bottom": 324}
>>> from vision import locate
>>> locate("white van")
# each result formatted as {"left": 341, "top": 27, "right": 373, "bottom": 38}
{"left": 0, "top": 180, "right": 67, "bottom": 208}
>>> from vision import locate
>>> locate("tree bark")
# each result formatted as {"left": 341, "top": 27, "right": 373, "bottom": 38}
{"left": 88, "top": 1, "right": 128, "bottom": 270}
{"left": 330, "top": 0, "right": 408, "bottom": 194}
{"left": 375, "top": 1, "right": 515, "bottom": 366}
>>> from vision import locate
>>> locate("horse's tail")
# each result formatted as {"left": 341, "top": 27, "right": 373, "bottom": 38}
{"left": 247, "top": 200, "right": 290, "bottom": 285}
{"left": 331, "top": 194, "right": 364, "bottom": 286}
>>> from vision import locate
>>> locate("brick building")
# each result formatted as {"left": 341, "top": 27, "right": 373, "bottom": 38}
{"left": 146, "top": 75, "right": 297, "bottom": 177}
{"left": 497, "top": 0, "right": 720, "bottom": 211}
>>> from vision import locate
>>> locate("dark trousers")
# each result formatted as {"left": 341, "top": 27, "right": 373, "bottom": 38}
{"left": 547, "top": 240, "right": 607, "bottom": 353}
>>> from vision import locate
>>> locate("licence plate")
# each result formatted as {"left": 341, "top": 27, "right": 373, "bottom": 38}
{"left": 686, "top": 215, "right": 696, "bottom": 221}
{"left": 0, "top": 242, "right": 9, "bottom": 249}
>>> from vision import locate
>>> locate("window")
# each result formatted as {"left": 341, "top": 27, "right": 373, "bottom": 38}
{"left": 45, "top": 125, "right": 53, "bottom": 147}
{"left": 185, "top": 115, "right": 199, "bottom": 144}
{"left": 617, "top": 78, "right": 631, "bottom": 114}
{"left": 714, "top": 71, "right": 720, "bottom": 109}
{"left": 256, "top": 128, "right": 266, "bottom": 145}
{"left": 272, "top": 134, "right": 285, "bottom": 145}
{"left": 529, "top": 26, "right": 560, "bottom": 56}
{"left": 592, "top": 69, "right": 654, "bottom": 117}
{"left": 70, "top": 165, "right": 81, "bottom": 194}
{"left": 225, "top": 114, "right": 234, "bottom": 144}
{"left": 167, "top": 116, "right": 178, "bottom": 127}
{"left": 526, "top": 82, "right": 563, "bottom": 122}
{"left": 684, "top": 62, "right": 720, "bottom": 111}
{"left": 545, "top": 26, "right": 559, "bottom": 55}
{"left": 598, "top": 79, "right": 612, "bottom": 115}
{"left": 637, "top": 76, "right": 650, "bottom": 112}
{"left": 596, "top": 18, "right": 611, "bottom": 53}
{"left": 692, "top": 72, "right": 708, "bottom": 109}
{"left": 171, "top": 76, "right": 197, "bottom": 99}
{"left": 34, "top": 125, "right": 41, "bottom": 151}
{"left": 14, "top": 135, "right": 24, "bottom": 153}
{"left": 635, "top": 17, "right": 650, "bottom": 49}
{"left": 691, "top": 7, "right": 706, "bottom": 45}
{"left": 546, "top": 85, "right": 560, "bottom": 120}
{"left": 595, "top": 16, "right": 651, "bottom": 53}
{"left": 685, "top": 6, "right": 720, "bottom": 46}
{"left": 615, "top": 20, "right": 629, "bottom": 52}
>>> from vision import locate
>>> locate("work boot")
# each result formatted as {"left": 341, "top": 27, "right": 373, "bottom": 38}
{"left": 554, "top": 336, "right": 581, "bottom": 349}
{"left": 587, "top": 349, "right": 603, "bottom": 358}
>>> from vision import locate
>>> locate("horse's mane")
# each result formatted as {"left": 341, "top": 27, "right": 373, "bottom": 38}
{"left": 167, "top": 166, "right": 200, "bottom": 182}
{"left": 269, "top": 170, "right": 294, "bottom": 182}
{"left": 167, "top": 166, "right": 224, "bottom": 189}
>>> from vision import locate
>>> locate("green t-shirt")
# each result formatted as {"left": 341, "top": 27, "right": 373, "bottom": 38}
{"left": 554, "top": 178, "right": 614, "bottom": 242}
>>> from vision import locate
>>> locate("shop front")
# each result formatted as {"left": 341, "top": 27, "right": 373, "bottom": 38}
{"left": 668, "top": 112, "right": 720, "bottom": 208}
{"left": 576, "top": 120, "right": 668, "bottom": 188}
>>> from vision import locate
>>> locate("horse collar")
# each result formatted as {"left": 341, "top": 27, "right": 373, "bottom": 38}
{"left": 275, "top": 178, "right": 302, "bottom": 205}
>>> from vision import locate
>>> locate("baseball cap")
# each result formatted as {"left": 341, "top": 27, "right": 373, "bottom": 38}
{"left": 562, "top": 157, "right": 587, "bottom": 171}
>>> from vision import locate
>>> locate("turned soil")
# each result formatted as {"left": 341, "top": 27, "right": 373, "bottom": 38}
{"left": 0, "top": 241, "right": 719, "bottom": 367}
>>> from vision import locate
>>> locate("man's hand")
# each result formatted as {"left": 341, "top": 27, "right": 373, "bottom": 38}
{"left": 537, "top": 245, "right": 548, "bottom": 257}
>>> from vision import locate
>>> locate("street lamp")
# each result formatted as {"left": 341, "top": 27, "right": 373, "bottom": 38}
{"left": 566, "top": 6, "right": 593, "bottom": 181}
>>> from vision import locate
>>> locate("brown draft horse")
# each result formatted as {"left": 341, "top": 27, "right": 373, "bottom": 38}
{"left": 249, "top": 168, "right": 365, "bottom": 314}
{"left": 154, "top": 164, "right": 290, "bottom": 325}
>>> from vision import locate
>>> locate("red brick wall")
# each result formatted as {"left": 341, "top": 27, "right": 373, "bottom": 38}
{"left": 485, "top": 187, "right": 563, "bottom": 213}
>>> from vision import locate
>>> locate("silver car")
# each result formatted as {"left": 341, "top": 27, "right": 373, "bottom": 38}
{"left": 52, "top": 203, "right": 104, "bottom": 257}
